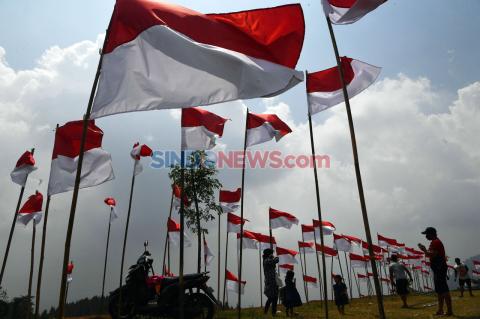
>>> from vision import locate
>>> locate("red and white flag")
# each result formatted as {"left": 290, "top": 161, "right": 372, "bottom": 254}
{"left": 17, "top": 191, "right": 43, "bottom": 225}
{"left": 361, "top": 241, "right": 383, "bottom": 256}
{"left": 10, "top": 151, "right": 37, "bottom": 186}
{"left": 48, "top": 120, "right": 114, "bottom": 195}
{"left": 315, "top": 244, "right": 339, "bottom": 257}
{"left": 307, "top": 57, "right": 380, "bottom": 115}
{"left": 298, "top": 241, "right": 315, "bottom": 254}
{"left": 167, "top": 218, "right": 191, "bottom": 247}
{"left": 269, "top": 208, "right": 298, "bottom": 229}
{"left": 181, "top": 107, "right": 228, "bottom": 150}
{"left": 343, "top": 235, "right": 362, "bottom": 247}
{"left": 246, "top": 113, "right": 292, "bottom": 147}
{"left": 349, "top": 253, "right": 368, "bottom": 268}
{"left": 227, "top": 212, "right": 247, "bottom": 234}
{"left": 473, "top": 260, "right": 480, "bottom": 270}
{"left": 357, "top": 273, "right": 369, "bottom": 281}
{"left": 322, "top": 0, "right": 386, "bottom": 25}
{"left": 276, "top": 247, "right": 298, "bottom": 264}
{"left": 91, "top": 0, "right": 305, "bottom": 118}
{"left": 333, "top": 234, "right": 352, "bottom": 252}
{"left": 279, "top": 264, "right": 294, "bottom": 274}
{"left": 104, "top": 197, "right": 119, "bottom": 222}
{"left": 225, "top": 270, "right": 246, "bottom": 294}
{"left": 130, "top": 142, "right": 153, "bottom": 176}
{"left": 301, "top": 224, "right": 315, "bottom": 241}
{"left": 253, "top": 232, "right": 277, "bottom": 251}
{"left": 303, "top": 275, "right": 318, "bottom": 288}
{"left": 220, "top": 188, "right": 241, "bottom": 214}
{"left": 203, "top": 238, "right": 214, "bottom": 266}
{"left": 313, "top": 220, "right": 336, "bottom": 236}
{"left": 172, "top": 184, "right": 189, "bottom": 210}
{"left": 377, "top": 234, "right": 397, "bottom": 248}
{"left": 237, "top": 230, "right": 258, "bottom": 250}
{"left": 67, "top": 261, "right": 74, "bottom": 283}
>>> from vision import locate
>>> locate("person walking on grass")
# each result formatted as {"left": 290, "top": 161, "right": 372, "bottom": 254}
{"left": 389, "top": 254, "right": 413, "bottom": 308}
{"left": 418, "top": 227, "right": 453, "bottom": 316}
{"left": 333, "top": 275, "right": 349, "bottom": 315}
{"left": 282, "top": 270, "right": 302, "bottom": 317}
{"left": 454, "top": 258, "right": 474, "bottom": 297}
{"left": 263, "top": 248, "right": 280, "bottom": 316}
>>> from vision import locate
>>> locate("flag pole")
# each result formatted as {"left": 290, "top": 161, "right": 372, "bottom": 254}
{"left": 330, "top": 255, "right": 334, "bottom": 300}
{"left": 161, "top": 191, "right": 174, "bottom": 274}
{"left": 258, "top": 246, "right": 263, "bottom": 307}
{"left": 312, "top": 227, "right": 325, "bottom": 310}
{"left": 222, "top": 232, "right": 229, "bottom": 307}
{"left": 343, "top": 252, "right": 353, "bottom": 300}
{"left": 101, "top": 207, "right": 113, "bottom": 300}
{"left": 0, "top": 147, "right": 35, "bottom": 287}
{"left": 301, "top": 233, "right": 309, "bottom": 302}
{"left": 298, "top": 241, "right": 308, "bottom": 303}
{"left": 56, "top": 10, "right": 115, "bottom": 317}
{"left": 190, "top": 167, "right": 202, "bottom": 273}
{"left": 268, "top": 211, "right": 273, "bottom": 250}
{"left": 117, "top": 161, "right": 137, "bottom": 315}
{"left": 178, "top": 149, "right": 186, "bottom": 319}
{"left": 27, "top": 220, "right": 37, "bottom": 319}
{"left": 237, "top": 108, "right": 249, "bottom": 318}
{"left": 325, "top": 16, "right": 385, "bottom": 318}
{"left": 307, "top": 107, "right": 329, "bottom": 317}
{"left": 351, "top": 260, "right": 361, "bottom": 298}
{"left": 217, "top": 211, "right": 221, "bottom": 301}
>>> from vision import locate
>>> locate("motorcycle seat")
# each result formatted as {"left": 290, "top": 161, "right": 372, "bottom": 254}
{"left": 161, "top": 273, "right": 204, "bottom": 286}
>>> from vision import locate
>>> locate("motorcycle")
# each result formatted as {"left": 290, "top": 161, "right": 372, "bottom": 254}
{"left": 109, "top": 250, "right": 218, "bottom": 318}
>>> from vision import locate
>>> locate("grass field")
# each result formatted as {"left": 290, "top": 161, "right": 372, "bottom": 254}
{"left": 67, "top": 291, "right": 480, "bottom": 319}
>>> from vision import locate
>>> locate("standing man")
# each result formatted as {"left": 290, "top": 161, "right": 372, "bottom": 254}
{"left": 454, "top": 258, "right": 474, "bottom": 297}
{"left": 262, "top": 248, "right": 280, "bottom": 317}
{"left": 418, "top": 227, "right": 453, "bottom": 316}
{"left": 389, "top": 254, "right": 413, "bottom": 308}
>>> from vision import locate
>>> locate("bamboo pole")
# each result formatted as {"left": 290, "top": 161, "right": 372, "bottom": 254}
{"left": 0, "top": 147, "right": 35, "bottom": 287}
{"left": 34, "top": 195, "right": 51, "bottom": 319}
{"left": 161, "top": 192, "right": 174, "bottom": 275}
{"left": 56, "top": 11, "right": 115, "bottom": 317}
{"left": 325, "top": 16, "right": 385, "bottom": 318}
{"left": 27, "top": 221, "right": 36, "bottom": 319}
{"left": 307, "top": 110, "right": 329, "bottom": 317}
{"left": 237, "top": 109, "right": 249, "bottom": 318}
{"left": 101, "top": 207, "right": 113, "bottom": 299}
{"left": 222, "top": 232, "right": 230, "bottom": 307}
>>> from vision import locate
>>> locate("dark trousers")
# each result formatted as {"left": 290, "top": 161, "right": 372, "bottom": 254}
{"left": 264, "top": 295, "right": 278, "bottom": 315}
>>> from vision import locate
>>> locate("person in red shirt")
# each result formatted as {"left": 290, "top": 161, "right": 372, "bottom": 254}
{"left": 418, "top": 227, "right": 453, "bottom": 316}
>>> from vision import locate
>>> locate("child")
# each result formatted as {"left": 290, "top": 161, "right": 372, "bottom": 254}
{"left": 333, "top": 275, "right": 349, "bottom": 315}
{"left": 282, "top": 270, "right": 302, "bottom": 317}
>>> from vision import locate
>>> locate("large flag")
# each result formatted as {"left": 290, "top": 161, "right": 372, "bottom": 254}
{"left": 269, "top": 208, "right": 298, "bottom": 229}
{"left": 313, "top": 220, "right": 336, "bottom": 236}
{"left": 167, "top": 218, "right": 191, "bottom": 247}
{"left": 298, "top": 241, "right": 315, "bottom": 254}
{"left": 91, "top": 0, "right": 305, "bottom": 118}
{"left": 321, "top": 0, "right": 386, "bottom": 25}
{"left": 48, "top": 120, "right": 114, "bottom": 195}
{"left": 253, "top": 232, "right": 277, "bottom": 251}
{"left": 246, "top": 113, "right": 292, "bottom": 147}
{"left": 181, "top": 107, "right": 228, "bottom": 150}
{"left": 301, "top": 224, "right": 315, "bottom": 241}
{"left": 130, "top": 142, "right": 153, "bottom": 176}
{"left": 225, "top": 270, "right": 246, "bottom": 294}
{"left": 307, "top": 57, "right": 380, "bottom": 115}
{"left": 276, "top": 247, "right": 298, "bottom": 264}
{"left": 227, "top": 212, "right": 247, "bottom": 234}
{"left": 219, "top": 188, "right": 241, "bottom": 214}
{"left": 104, "top": 197, "right": 119, "bottom": 222}
{"left": 333, "top": 234, "right": 352, "bottom": 252}
{"left": 203, "top": 238, "right": 215, "bottom": 266}
{"left": 303, "top": 275, "right": 318, "bottom": 288}
{"left": 17, "top": 191, "right": 43, "bottom": 225}
{"left": 349, "top": 253, "right": 368, "bottom": 268}
{"left": 279, "top": 264, "right": 294, "bottom": 274}
{"left": 237, "top": 230, "right": 258, "bottom": 250}
{"left": 10, "top": 151, "right": 37, "bottom": 186}
{"left": 315, "top": 244, "right": 339, "bottom": 257}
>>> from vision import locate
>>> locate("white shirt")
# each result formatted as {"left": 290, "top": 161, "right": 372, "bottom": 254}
{"left": 389, "top": 262, "right": 408, "bottom": 280}
{"left": 454, "top": 263, "right": 469, "bottom": 280}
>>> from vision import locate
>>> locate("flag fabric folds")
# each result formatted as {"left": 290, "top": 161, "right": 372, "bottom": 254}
{"left": 10, "top": 151, "right": 37, "bottom": 186}
{"left": 203, "top": 238, "right": 214, "bottom": 266}
{"left": 48, "top": 120, "right": 114, "bottom": 195}
{"left": 226, "top": 270, "right": 246, "bottom": 294}
{"left": 181, "top": 107, "right": 228, "bottom": 150}
{"left": 276, "top": 247, "right": 298, "bottom": 264}
{"left": 91, "top": 0, "right": 305, "bottom": 118}
{"left": 167, "top": 218, "right": 191, "bottom": 247}
{"left": 306, "top": 57, "right": 380, "bottom": 115}
{"left": 301, "top": 224, "right": 315, "bottom": 241}
{"left": 349, "top": 253, "right": 368, "bottom": 268}
{"left": 227, "top": 212, "right": 247, "bottom": 233}
{"left": 315, "top": 244, "right": 339, "bottom": 257}
{"left": 246, "top": 113, "right": 292, "bottom": 147}
{"left": 303, "top": 275, "right": 318, "bottom": 288}
{"left": 377, "top": 234, "right": 397, "bottom": 247}
{"left": 269, "top": 208, "right": 299, "bottom": 229}
{"left": 333, "top": 234, "right": 352, "bottom": 252}
{"left": 298, "top": 241, "right": 315, "bottom": 254}
{"left": 130, "top": 142, "right": 153, "bottom": 176}
{"left": 253, "top": 232, "right": 277, "bottom": 251}
{"left": 219, "top": 188, "right": 241, "bottom": 214}
{"left": 104, "top": 197, "right": 119, "bottom": 222}
{"left": 237, "top": 231, "right": 258, "bottom": 250}
{"left": 313, "top": 220, "right": 336, "bottom": 236}
{"left": 279, "top": 264, "right": 294, "bottom": 274}
{"left": 321, "top": 0, "right": 386, "bottom": 25}
{"left": 17, "top": 191, "right": 43, "bottom": 225}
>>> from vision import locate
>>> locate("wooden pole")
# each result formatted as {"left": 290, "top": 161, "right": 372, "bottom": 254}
{"left": 178, "top": 150, "right": 186, "bottom": 319}
{"left": 307, "top": 109, "right": 329, "bottom": 317}
{"left": 34, "top": 194, "right": 51, "bottom": 319}
{"left": 56, "top": 10, "right": 115, "bottom": 317}
{"left": 325, "top": 16, "right": 385, "bottom": 318}
{"left": 117, "top": 162, "right": 137, "bottom": 315}
{"left": 0, "top": 147, "right": 35, "bottom": 287}
{"left": 190, "top": 167, "right": 202, "bottom": 273}
{"left": 237, "top": 108, "right": 249, "bottom": 318}
{"left": 27, "top": 221, "right": 36, "bottom": 319}
{"left": 161, "top": 191, "right": 174, "bottom": 274}
{"left": 222, "top": 232, "right": 229, "bottom": 307}
{"left": 101, "top": 207, "right": 113, "bottom": 299}
{"left": 217, "top": 212, "right": 221, "bottom": 301}
{"left": 343, "top": 252, "right": 353, "bottom": 299}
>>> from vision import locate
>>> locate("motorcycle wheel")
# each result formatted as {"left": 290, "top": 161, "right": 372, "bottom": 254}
{"left": 184, "top": 292, "right": 215, "bottom": 319}
{"left": 108, "top": 293, "right": 135, "bottom": 319}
